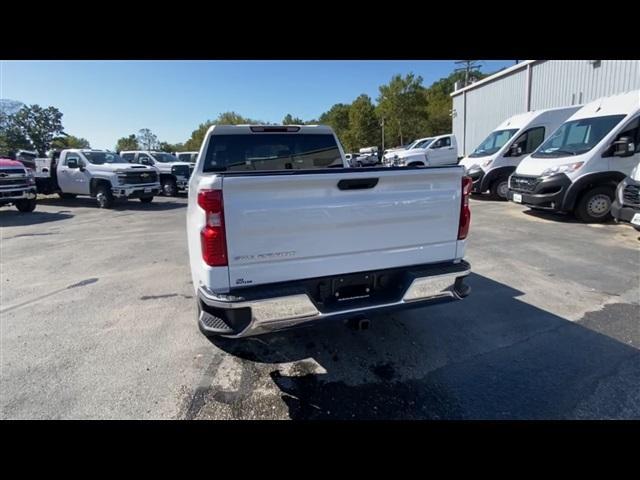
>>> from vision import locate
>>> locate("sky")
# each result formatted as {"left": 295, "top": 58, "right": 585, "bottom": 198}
{"left": 1, "top": 60, "right": 514, "bottom": 149}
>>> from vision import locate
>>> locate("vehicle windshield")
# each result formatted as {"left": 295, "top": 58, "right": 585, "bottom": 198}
{"left": 177, "top": 153, "right": 197, "bottom": 163}
{"left": 469, "top": 129, "right": 519, "bottom": 157}
{"left": 532, "top": 115, "right": 626, "bottom": 158}
{"left": 203, "top": 133, "right": 343, "bottom": 172}
{"left": 83, "top": 151, "right": 127, "bottom": 164}
{"left": 413, "top": 138, "right": 434, "bottom": 149}
{"left": 152, "top": 153, "right": 179, "bottom": 163}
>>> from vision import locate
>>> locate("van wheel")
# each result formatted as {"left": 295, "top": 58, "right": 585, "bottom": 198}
{"left": 58, "top": 193, "right": 76, "bottom": 200}
{"left": 140, "top": 196, "right": 154, "bottom": 204}
{"left": 96, "top": 184, "right": 115, "bottom": 209}
{"left": 162, "top": 178, "right": 177, "bottom": 196}
{"left": 15, "top": 198, "right": 37, "bottom": 212}
{"left": 490, "top": 178, "right": 509, "bottom": 200}
{"left": 575, "top": 186, "right": 614, "bottom": 223}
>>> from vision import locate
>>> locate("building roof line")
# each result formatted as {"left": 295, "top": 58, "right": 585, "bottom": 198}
{"left": 450, "top": 60, "right": 537, "bottom": 97}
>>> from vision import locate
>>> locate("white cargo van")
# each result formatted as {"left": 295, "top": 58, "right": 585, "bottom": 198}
{"left": 459, "top": 106, "right": 581, "bottom": 199}
{"left": 508, "top": 90, "right": 640, "bottom": 222}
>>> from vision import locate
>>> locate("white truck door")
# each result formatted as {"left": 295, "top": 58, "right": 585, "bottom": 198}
{"left": 57, "top": 152, "right": 91, "bottom": 195}
{"left": 427, "top": 136, "right": 456, "bottom": 165}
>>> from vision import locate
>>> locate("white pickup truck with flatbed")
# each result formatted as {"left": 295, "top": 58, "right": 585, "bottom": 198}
{"left": 187, "top": 125, "right": 472, "bottom": 338}
{"left": 35, "top": 149, "right": 160, "bottom": 208}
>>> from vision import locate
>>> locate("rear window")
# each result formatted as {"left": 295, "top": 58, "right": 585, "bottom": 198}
{"left": 202, "top": 133, "right": 343, "bottom": 172}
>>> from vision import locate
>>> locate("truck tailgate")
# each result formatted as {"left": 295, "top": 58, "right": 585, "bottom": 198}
{"left": 222, "top": 167, "right": 463, "bottom": 288}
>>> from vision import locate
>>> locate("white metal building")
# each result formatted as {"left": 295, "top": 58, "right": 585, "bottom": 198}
{"left": 451, "top": 60, "right": 640, "bottom": 156}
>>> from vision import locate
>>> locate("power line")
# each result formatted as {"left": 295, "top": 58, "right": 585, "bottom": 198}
{"left": 454, "top": 60, "right": 482, "bottom": 87}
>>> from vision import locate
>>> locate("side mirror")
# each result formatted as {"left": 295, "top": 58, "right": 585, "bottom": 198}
{"left": 79, "top": 162, "right": 86, "bottom": 172}
{"left": 67, "top": 158, "right": 79, "bottom": 169}
{"left": 509, "top": 144, "right": 523, "bottom": 156}
{"left": 612, "top": 137, "right": 635, "bottom": 157}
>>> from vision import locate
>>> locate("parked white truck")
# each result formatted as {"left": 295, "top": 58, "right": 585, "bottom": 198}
{"left": 459, "top": 106, "right": 581, "bottom": 199}
{"left": 187, "top": 125, "right": 472, "bottom": 338}
{"left": 120, "top": 151, "right": 193, "bottom": 196}
{"left": 383, "top": 134, "right": 458, "bottom": 167}
{"left": 35, "top": 149, "right": 160, "bottom": 208}
{"left": 382, "top": 138, "right": 433, "bottom": 162}
{"left": 175, "top": 151, "right": 199, "bottom": 163}
{"left": 0, "top": 158, "right": 37, "bottom": 212}
{"left": 507, "top": 90, "right": 640, "bottom": 222}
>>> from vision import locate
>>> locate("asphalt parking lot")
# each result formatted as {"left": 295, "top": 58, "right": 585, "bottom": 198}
{"left": 1, "top": 194, "right": 639, "bottom": 419}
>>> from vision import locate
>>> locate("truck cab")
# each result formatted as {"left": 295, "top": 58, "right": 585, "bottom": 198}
{"left": 175, "top": 151, "right": 199, "bottom": 164}
{"left": 385, "top": 134, "right": 458, "bottom": 168}
{"left": 0, "top": 158, "right": 37, "bottom": 212}
{"left": 120, "top": 150, "right": 193, "bottom": 196}
{"left": 459, "top": 106, "right": 581, "bottom": 199}
{"left": 508, "top": 90, "right": 640, "bottom": 222}
{"left": 35, "top": 149, "right": 160, "bottom": 208}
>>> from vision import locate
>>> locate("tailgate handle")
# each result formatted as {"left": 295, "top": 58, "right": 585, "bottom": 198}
{"left": 337, "top": 178, "right": 379, "bottom": 190}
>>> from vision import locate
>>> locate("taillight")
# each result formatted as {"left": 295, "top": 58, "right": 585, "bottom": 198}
{"left": 458, "top": 176, "right": 472, "bottom": 240}
{"left": 198, "top": 189, "right": 227, "bottom": 266}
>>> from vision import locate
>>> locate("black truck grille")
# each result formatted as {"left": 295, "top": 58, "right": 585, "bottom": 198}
{"left": 623, "top": 184, "right": 640, "bottom": 207}
{"left": 0, "top": 177, "right": 28, "bottom": 187}
{"left": 509, "top": 175, "right": 539, "bottom": 192}
{"left": 172, "top": 165, "right": 190, "bottom": 177}
{"left": 119, "top": 171, "right": 158, "bottom": 185}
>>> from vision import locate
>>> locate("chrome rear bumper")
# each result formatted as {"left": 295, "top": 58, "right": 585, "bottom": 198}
{"left": 198, "top": 263, "right": 471, "bottom": 338}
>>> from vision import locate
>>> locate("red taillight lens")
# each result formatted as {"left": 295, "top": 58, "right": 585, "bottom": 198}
{"left": 198, "top": 189, "right": 227, "bottom": 266}
{"left": 458, "top": 176, "right": 472, "bottom": 240}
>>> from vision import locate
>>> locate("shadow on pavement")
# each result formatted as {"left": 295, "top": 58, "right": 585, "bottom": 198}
{"left": 37, "top": 196, "right": 186, "bottom": 211}
{"left": 521, "top": 208, "right": 616, "bottom": 225}
{"left": 210, "top": 273, "right": 640, "bottom": 419}
{"left": 0, "top": 210, "right": 74, "bottom": 227}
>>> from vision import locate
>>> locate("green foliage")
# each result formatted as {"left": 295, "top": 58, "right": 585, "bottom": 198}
{"left": 159, "top": 141, "right": 184, "bottom": 153}
{"left": 183, "top": 111, "right": 263, "bottom": 151}
{"left": 10, "top": 104, "right": 64, "bottom": 156}
{"left": 318, "top": 103, "right": 351, "bottom": 147}
{"left": 376, "top": 73, "right": 427, "bottom": 147}
{"left": 136, "top": 128, "right": 159, "bottom": 150}
{"left": 282, "top": 114, "right": 304, "bottom": 125}
{"left": 343, "top": 94, "right": 379, "bottom": 152}
{"left": 51, "top": 135, "right": 90, "bottom": 150}
{"left": 115, "top": 134, "right": 139, "bottom": 152}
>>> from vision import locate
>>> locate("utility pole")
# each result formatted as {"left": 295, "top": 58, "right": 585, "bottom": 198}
{"left": 381, "top": 117, "right": 385, "bottom": 154}
{"left": 454, "top": 60, "right": 482, "bottom": 87}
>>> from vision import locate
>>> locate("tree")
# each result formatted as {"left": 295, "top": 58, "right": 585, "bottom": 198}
{"left": 344, "top": 94, "right": 379, "bottom": 151}
{"left": 51, "top": 134, "right": 90, "bottom": 150}
{"left": 282, "top": 114, "right": 304, "bottom": 125}
{"left": 318, "top": 103, "right": 351, "bottom": 148}
{"left": 183, "top": 112, "right": 263, "bottom": 151}
{"left": 11, "top": 104, "right": 64, "bottom": 156}
{"left": 136, "top": 128, "right": 159, "bottom": 150}
{"left": 115, "top": 134, "right": 139, "bottom": 152}
{"left": 376, "top": 73, "right": 427, "bottom": 147}
{"left": 159, "top": 141, "right": 184, "bottom": 153}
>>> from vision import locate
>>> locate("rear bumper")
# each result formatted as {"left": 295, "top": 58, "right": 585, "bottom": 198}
{"left": 198, "top": 260, "right": 471, "bottom": 338}
{"left": 0, "top": 187, "right": 37, "bottom": 204}
{"left": 611, "top": 200, "right": 640, "bottom": 229}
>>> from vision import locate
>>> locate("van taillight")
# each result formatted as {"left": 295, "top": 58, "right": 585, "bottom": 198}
{"left": 198, "top": 189, "right": 227, "bottom": 266}
{"left": 458, "top": 176, "right": 472, "bottom": 240}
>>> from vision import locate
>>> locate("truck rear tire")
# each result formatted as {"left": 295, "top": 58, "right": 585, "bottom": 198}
{"left": 59, "top": 193, "right": 77, "bottom": 200}
{"left": 95, "top": 184, "right": 115, "bottom": 209}
{"left": 15, "top": 198, "right": 37, "bottom": 213}
{"left": 490, "top": 177, "right": 509, "bottom": 201}
{"left": 162, "top": 177, "right": 177, "bottom": 196}
{"left": 575, "top": 186, "right": 614, "bottom": 223}
{"left": 140, "top": 196, "right": 154, "bottom": 204}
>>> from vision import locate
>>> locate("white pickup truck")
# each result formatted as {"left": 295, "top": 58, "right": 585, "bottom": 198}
{"left": 120, "top": 151, "right": 193, "bottom": 196}
{"left": 383, "top": 134, "right": 458, "bottom": 167}
{"left": 187, "top": 125, "right": 472, "bottom": 338}
{"left": 35, "top": 149, "right": 160, "bottom": 208}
